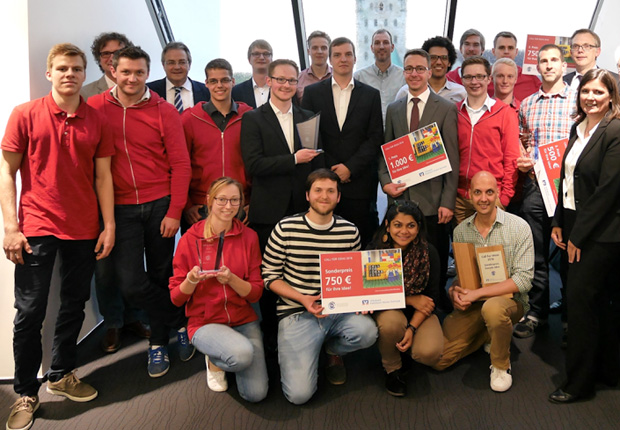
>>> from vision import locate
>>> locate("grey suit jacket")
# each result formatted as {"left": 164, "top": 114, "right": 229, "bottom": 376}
{"left": 379, "top": 90, "right": 459, "bottom": 216}
{"left": 80, "top": 75, "right": 110, "bottom": 101}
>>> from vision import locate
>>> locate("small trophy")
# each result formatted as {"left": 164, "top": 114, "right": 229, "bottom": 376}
{"left": 196, "top": 231, "right": 225, "bottom": 275}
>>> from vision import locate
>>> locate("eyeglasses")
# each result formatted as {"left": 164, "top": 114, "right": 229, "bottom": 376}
{"left": 570, "top": 44, "right": 599, "bottom": 53}
{"left": 165, "top": 60, "right": 189, "bottom": 67}
{"left": 100, "top": 50, "right": 121, "bottom": 59}
{"left": 430, "top": 55, "right": 449, "bottom": 62}
{"left": 462, "top": 74, "right": 488, "bottom": 82}
{"left": 270, "top": 76, "right": 299, "bottom": 85}
{"left": 250, "top": 52, "right": 272, "bottom": 58}
{"left": 404, "top": 66, "right": 429, "bottom": 74}
{"left": 213, "top": 197, "right": 241, "bottom": 207}
{"left": 206, "top": 77, "right": 233, "bottom": 85}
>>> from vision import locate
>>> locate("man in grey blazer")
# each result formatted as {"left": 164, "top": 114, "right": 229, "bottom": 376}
{"left": 81, "top": 32, "right": 132, "bottom": 101}
{"left": 379, "top": 48, "right": 459, "bottom": 309}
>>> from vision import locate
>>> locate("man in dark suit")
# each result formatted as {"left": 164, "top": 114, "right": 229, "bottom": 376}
{"left": 146, "top": 42, "right": 209, "bottom": 112}
{"left": 380, "top": 48, "right": 459, "bottom": 315}
{"left": 563, "top": 29, "right": 620, "bottom": 89}
{"left": 232, "top": 40, "right": 273, "bottom": 109}
{"left": 241, "top": 58, "right": 323, "bottom": 349}
{"left": 302, "top": 37, "right": 383, "bottom": 246}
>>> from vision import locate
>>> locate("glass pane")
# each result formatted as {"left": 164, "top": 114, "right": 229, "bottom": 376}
{"left": 163, "top": 0, "right": 299, "bottom": 82}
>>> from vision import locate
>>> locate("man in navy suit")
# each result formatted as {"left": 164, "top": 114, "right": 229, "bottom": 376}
{"left": 302, "top": 37, "right": 383, "bottom": 246}
{"left": 241, "top": 58, "right": 323, "bottom": 352}
{"left": 147, "top": 42, "right": 209, "bottom": 112}
{"left": 563, "top": 29, "right": 619, "bottom": 90}
{"left": 232, "top": 40, "right": 273, "bottom": 109}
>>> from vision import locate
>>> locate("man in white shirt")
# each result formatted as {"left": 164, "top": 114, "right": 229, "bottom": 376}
{"left": 146, "top": 42, "right": 210, "bottom": 113}
{"left": 233, "top": 40, "right": 273, "bottom": 108}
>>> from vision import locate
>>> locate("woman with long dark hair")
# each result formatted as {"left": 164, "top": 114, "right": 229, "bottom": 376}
{"left": 549, "top": 69, "right": 620, "bottom": 403}
{"left": 368, "top": 201, "right": 443, "bottom": 397}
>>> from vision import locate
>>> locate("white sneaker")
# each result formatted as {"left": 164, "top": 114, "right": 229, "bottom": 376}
{"left": 490, "top": 364, "right": 512, "bottom": 392}
{"left": 205, "top": 355, "right": 228, "bottom": 392}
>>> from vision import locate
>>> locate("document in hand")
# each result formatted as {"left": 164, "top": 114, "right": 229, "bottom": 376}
{"left": 381, "top": 122, "right": 452, "bottom": 189}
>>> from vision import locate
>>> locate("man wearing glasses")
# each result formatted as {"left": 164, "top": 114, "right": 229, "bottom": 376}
{"left": 563, "top": 29, "right": 619, "bottom": 90}
{"left": 81, "top": 32, "right": 132, "bottom": 100}
{"left": 147, "top": 42, "right": 210, "bottom": 113}
{"left": 233, "top": 40, "right": 273, "bottom": 108}
{"left": 241, "top": 59, "right": 324, "bottom": 350}
{"left": 454, "top": 57, "right": 520, "bottom": 224}
{"left": 181, "top": 59, "right": 252, "bottom": 233}
{"left": 380, "top": 49, "right": 459, "bottom": 317}
{"left": 395, "top": 36, "right": 466, "bottom": 103}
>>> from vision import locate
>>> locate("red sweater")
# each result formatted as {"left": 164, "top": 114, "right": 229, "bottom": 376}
{"left": 169, "top": 218, "right": 263, "bottom": 339}
{"left": 88, "top": 89, "right": 190, "bottom": 220}
{"left": 456, "top": 99, "right": 520, "bottom": 207}
{"left": 182, "top": 101, "right": 252, "bottom": 209}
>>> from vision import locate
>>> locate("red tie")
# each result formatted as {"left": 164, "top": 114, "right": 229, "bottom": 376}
{"left": 410, "top": 97, "right": 420, "bottom": 132}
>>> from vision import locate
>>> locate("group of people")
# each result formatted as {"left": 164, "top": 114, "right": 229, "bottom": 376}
{"left": 1, "top": 24, "right": 619, "bottom": 430}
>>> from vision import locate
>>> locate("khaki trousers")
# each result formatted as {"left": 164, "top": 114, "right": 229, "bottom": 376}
{"left": 373, "top": 310, "right": 443, "bottom": 373}
{"left": 434, "top": 297, "right": 523, "bottom": 371}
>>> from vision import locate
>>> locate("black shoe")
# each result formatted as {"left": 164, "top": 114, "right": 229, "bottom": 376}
{"left": 549, "top": 299, "right": 563, "bottom": 314}
{"left": 548, "top": 388, "right": 578, "bottom": 404}
{"left": 513, "top": 317, "right": 546, "bottom": 339}
{"left": 561, "top": 327, "right": 568, "bottom": 349}
{"left": 386, "top": 370, "right": 406, "bottom": 397}
{"left": 101, "top": 328, "right": 121, "bottom": 353}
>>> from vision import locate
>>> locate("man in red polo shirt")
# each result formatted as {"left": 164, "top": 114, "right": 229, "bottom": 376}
{"left": 1, "top": 43, "right": 115, "bottom": 430}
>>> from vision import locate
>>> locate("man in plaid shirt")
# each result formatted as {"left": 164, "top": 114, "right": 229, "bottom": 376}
{"left": 512, "top": 44, "right": 576, "bottom": 340}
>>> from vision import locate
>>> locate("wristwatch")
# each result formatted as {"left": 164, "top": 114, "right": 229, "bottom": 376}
{"left": 406, "top": 323, "right": 417, "bottom": 335}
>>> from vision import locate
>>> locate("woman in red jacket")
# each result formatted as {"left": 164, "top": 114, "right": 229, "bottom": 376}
{"left": 169, "top": 177, "right": 267, "bottom": 402}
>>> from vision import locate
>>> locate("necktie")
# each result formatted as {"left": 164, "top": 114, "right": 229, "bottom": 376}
{"left": 410, "top": 97, "right": 420, "bottom": 132}
{"left": 174, "top": 87, "right": 184, "bottom": 113}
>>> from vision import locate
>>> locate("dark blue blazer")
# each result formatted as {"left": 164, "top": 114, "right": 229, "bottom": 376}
{"left": 146, "top": 77, "right": 210, "bottom": 105}
{"left": 232, "top": 79, "right": 259, "bottom": 109}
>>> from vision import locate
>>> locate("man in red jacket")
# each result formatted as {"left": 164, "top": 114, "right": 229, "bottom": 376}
{"left": 182, "top": 58, "right": 252, "bottom": 233}
{"left": 454, "top": 56, "right": 521, "bottom": 224}
{"left": 88, "top": 46, "right": 192, "bottom": 378}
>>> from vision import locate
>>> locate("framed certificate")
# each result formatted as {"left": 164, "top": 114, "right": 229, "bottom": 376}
{"left": 453, "top": 243, "right": 512, "bottom": 299}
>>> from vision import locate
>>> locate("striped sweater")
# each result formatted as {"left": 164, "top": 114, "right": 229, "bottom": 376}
{"left": 262, "top": 212, "right": 361, "bottom": 319}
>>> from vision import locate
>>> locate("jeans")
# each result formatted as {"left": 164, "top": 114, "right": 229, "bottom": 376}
{"left": 192, "top": 321, "right": 268, "bottom": 402}
{"left": 13, "top": 236, "right": 96, "bottom": 396}
{"left": 113, "top": 196, "right": 185, "bottom": 346}
{"left": 278, "top": 312, "right": 377, "bottom": 405}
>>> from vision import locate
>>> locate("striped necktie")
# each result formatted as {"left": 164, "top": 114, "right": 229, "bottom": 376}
{"left": 174, "top": 86, "right": 184, "bottom": 113}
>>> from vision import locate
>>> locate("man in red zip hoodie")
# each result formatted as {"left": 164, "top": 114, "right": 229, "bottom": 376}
{"left": 88, "top": 46, "right": 192, "bottom": 378}
{"left": 454, "top": 56, "right": 521, "bottom": 224}
{"left": 182, "top": 58, "right": 252, "bottom": 233}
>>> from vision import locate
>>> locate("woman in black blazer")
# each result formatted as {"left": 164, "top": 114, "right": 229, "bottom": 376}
{"left": 549, "top": 69, "right": 620, "bottom": 403}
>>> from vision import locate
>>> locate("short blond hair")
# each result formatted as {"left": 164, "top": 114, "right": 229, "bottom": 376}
{"left": 47, "top": 43, "right": 87, "bottom": 71}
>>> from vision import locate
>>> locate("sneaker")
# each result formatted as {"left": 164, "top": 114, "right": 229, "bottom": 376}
{"left": 385, "top": 369, "right": 406, "bottom": 397}
{"left": 513, "top": 317, "right": 546, "bottom": 339}
{"left": 490, "top": 365, "right": 512, "bottom": 392}
{"left": 46, "top": 371, "right": 98, "bottom": 402}
{"left": 205, "top": 356, "right": 228, "bottom": 392}
{"left": 177, "top": 328, "right": 196, "bottom": 362}
{"left": 325, "top": 354, "right": 346, "bottom": 385}
{"left": 148, "top": 345, "right": 170, "bottom": 378}
{"left": 6, "top": 396, "right": 39, "bottom": 430}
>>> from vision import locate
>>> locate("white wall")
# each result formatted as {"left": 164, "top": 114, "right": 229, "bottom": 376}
{"left": 0, "top": 0, "right": 163, "bottom": 380}
{"left": 592, "top": 0, "right": 620, "bottom": 72}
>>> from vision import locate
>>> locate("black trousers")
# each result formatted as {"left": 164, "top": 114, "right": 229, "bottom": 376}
{"left": 13, "top": 236, "right": 96, "bottom": 396}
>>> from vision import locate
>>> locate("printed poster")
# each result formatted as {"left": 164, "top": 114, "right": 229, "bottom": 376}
{"left": 320, "top": 249, "right": 405, "bottom": 314}
{"left": 533, "top": 138, "right": 568, "bottom": 217}
{"left": 523, "top": 34, "right": 575, "bottom": 76}
{"left": 381, "top": 122, "right": 452, "bottom": 189}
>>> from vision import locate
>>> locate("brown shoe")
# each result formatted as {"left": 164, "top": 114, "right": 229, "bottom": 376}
{"left": 101, "top": 328, "right": 121, "bottom": 353}
{"left": 7, "top": 396, "right": 38, "bottom": 430}
{"left": 325, "top": 354, "right": 346, "bottom": 385}
{"left": 46, "top": 371, "right": 98, "bottom": 402}
{"left": 124, "top": 321, "right": 151, "bottom": 339}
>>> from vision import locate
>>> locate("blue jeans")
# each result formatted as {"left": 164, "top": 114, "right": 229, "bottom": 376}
{"left": 277, "top": 312, "right": 378, "bottom": 405}
{"left": 192, "top": 321, "right": 268, "bottom": 402}
{"left": 113, "top": 196, "right": 185, "bottom": 345}
{"left": 13, "top": 236, "right": 96, "bottom": 396}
